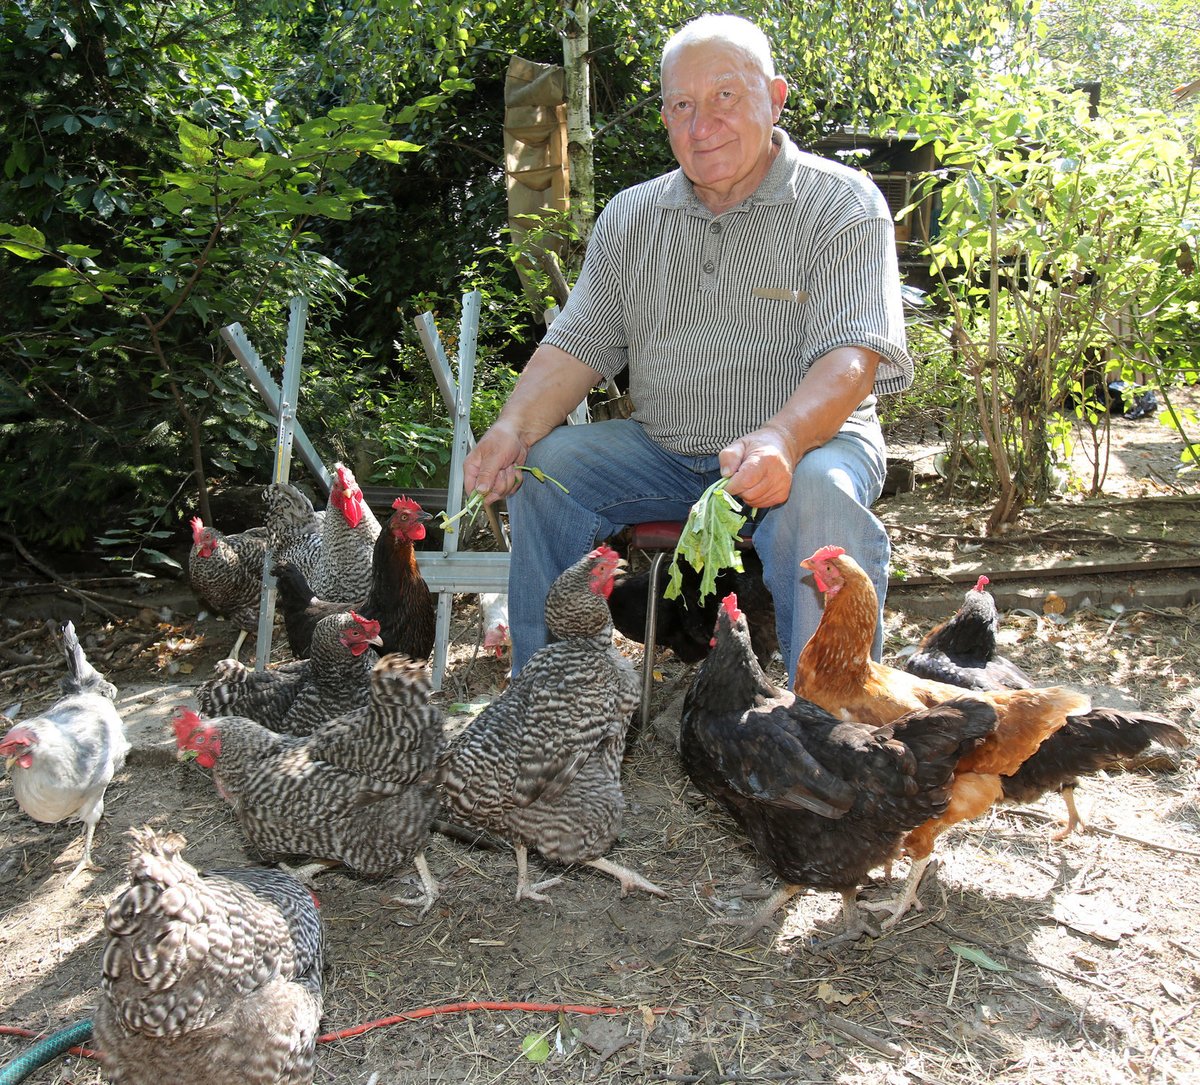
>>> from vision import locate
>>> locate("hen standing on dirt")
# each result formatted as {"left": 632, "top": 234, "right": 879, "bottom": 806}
{"left": 903, "top": 574, "right": 1186, "bottom": 838}
{"left": 188, "top": 516, "right": 269, "bottom": 660}
{"left": 273, "top": 496, "right": 435, "bottom": 661}
{"left": 176, "top": 653, "right": 444, "bottom": 916}
{"left": 198, "top": 611, "right": 382, "bottom": 736}
{"left": 682, "top": 594, "right": 997, "bottom": 940}
{"left": 0, "top": 621, "right": 130, "bottom": 881}
{"left": 94, "top": 827, "right": 324, "bottom": 1085}
{"left": 310, "top": 463, "right": 381, "bottom": 602}
{"left": 905, "top": 575, "right": 1033, "bottom": 690}
{"left": 439, "top": 546, "right": 665, "bottom": 902}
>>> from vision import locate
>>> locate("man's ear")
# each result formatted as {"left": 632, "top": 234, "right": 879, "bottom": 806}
{"left": 770, "top": 76, "right": 789, "bottom": 117}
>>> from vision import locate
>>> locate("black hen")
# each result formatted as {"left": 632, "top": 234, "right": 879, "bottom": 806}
{"left": 681, "top": 594, "right": 997, "bottom": 941}
{"left": 609, "top": 545, "right": 777, "bottom": 666}
{"left": 273, "top": 496, "right": 435, "bottom": 661}
{"left": 905, "top": 576, "right": 1032, "bottom": 690}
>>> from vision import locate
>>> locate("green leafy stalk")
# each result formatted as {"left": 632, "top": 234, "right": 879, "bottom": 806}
{"left": 665, "top": 477, "right": 748, "bottom": 603}
{"left": 438, "top": 466, "right": 569, "bottom": 533}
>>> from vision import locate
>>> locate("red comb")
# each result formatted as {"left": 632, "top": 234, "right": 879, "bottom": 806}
{"left": 811, "top": 545, "right": 845, "bottom": 563}
{"left": 392, "top": 495, "right": 421, "bottom": 512}
{"left": 720, "top": 593, "right": 743, "bottom": 622}
{"left": 973, "top": 575, "right": 990, "bottom": 591}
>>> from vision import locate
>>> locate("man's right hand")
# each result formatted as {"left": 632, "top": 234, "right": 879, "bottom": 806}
{"left": 463, "top": 422, "right": 528, "bottom": 503}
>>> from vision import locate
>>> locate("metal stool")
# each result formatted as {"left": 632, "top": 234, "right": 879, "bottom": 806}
{"left": 626, "top": 521, "right": 687, "bottom": 733}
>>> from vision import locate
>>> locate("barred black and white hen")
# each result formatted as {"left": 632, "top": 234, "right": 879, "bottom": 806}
{"left": 197, "top": 611, "right": 381, "bottom": 736}
{"left": 188, "top": 516, "right": 269, "bottom": 660}
{"left": 310, "top": 463, "right": 381, "bottom": 602}
{"left": 175, "top": 653, "right": 444, "bottom": 916}
{"left": 438, "top": 545, "right": 664, "bottom": 902}
{"left": 264, "top": 481, "right": 325, "bottom": 584}
{"left": 93, "top": 827, "right": 324, "bottom": 1085}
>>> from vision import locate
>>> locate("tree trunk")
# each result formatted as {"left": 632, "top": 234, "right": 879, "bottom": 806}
{"left": 561, "top": 0, "right": 594, "bottom": 254}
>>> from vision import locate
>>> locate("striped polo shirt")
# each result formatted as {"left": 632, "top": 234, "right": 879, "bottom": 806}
{"left": 542, "top": 128, "right": 913, "bottom": 455}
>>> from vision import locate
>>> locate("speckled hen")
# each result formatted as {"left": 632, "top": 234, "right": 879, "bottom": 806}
{"left": 197, "top": 611, "right": 382, "bottom": 736}
{"left": 310, "top": 463, "right": 381, "bottom": 602}
{"left": 263, "top": 481, "right": 325, "bottom": 583}
{"left": 187, "top": 516, "right": 269, "bottom": 660}
{"left": 438, "top": 545, "right": 664, "bottom": 902}
{"left": 175, "top": 653, "right": 444, "bottom": 916}
{"left": 93, "top": 827, "right": 324, "bottom": 1085}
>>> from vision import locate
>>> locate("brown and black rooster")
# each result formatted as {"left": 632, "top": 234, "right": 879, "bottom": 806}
{"left": 273, "top": 496, "right": 435, "bottom": 661}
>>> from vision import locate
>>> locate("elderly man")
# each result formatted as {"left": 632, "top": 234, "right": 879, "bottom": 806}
{"left": 464, "top": 13, "right": 912, "bottom": 680}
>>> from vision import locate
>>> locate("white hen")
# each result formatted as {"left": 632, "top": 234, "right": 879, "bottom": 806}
{"left": 0, "top": 621, "right": 130, "bottom": 881}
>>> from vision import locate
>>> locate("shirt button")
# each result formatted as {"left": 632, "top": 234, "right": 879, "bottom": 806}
{"left": 703, "top": 262, "right": 715, "bottom": 273}
{"left": 709, "top": 221, "right": 722, "bottom": 234}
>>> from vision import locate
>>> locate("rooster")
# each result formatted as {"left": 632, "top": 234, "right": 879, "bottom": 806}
{"left": 438, "top": 546, "right": 665, "bottom": 902}
{"left": 198, "top": 611, "right": 382, "bottom": 736}
{"left": 608, "top": 546, "right": 778, "bottom": 667}
{"left": 682, "top": 594, "right": 997, "bottom": 942}
{"left": 93, "top": 827, "right": 324, "bottom": 1085}
{"left": 188, "top": 516, "right": 269, "bottom": 660}
{"left": 175, "top": 652, "right": 443, "bottom": 916}
{"left": 0, "top": 621, "right": 130, "bottom": 881}
{"left": 310, "top": 462, "right": 381, "bottom": 602}
{"left": 264, "top": 481, "right": 325, "bottom": 583}
{"left": 273, "top": 496, "right": 435, "bottom": 661}
{"left": 905, "top": 575, "right": 1033, "bottom": 690}
{"left": 794, "top": 545, "right": 1094, "bottom": 924}
{"left": 905, "top": 575, "right": 1186, "bottom": 838}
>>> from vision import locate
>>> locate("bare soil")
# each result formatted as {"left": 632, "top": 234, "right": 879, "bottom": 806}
{"left": 1, "top": 399, "right": 1198, "bottom": 1085}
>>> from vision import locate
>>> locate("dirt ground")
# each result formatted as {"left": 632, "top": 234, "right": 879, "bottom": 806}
{"left": 1, "top": 399, "right": 1198, "bottom": 1084}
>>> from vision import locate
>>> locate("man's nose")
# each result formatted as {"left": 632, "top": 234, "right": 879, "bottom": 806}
{"left": 689, "top": 101, "right": 720, "bottom": 140}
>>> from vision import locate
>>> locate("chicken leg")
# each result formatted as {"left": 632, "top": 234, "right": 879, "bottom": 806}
{"left": 386, "top": 852, "right": 440, "bottom": 918}
{"left": 862, "top": 855, "right": 936, "bottom": 930}
{"left": 584, "top": 857, "right": 667, "bottom": 899}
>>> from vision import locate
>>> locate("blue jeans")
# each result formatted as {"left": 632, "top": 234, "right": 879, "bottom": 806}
{"left": 506, "top": 417, "right": 890, "bottom": 683}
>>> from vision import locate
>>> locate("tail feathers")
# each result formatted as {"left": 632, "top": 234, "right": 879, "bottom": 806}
{"left": 197, "top": 659, "right": 251, "bottom": 715}
{"left": 1001, "top": 706, "right": 1188, "bottom": 803}
{"left": 59, "top": 620, "right": 118, "bottom": 700}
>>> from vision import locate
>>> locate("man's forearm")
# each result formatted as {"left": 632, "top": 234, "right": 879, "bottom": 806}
{"left": 494, "top": 344, "right": 605, "bottom": 447}
{"left": 767, "top": 347, "right": 881, "bottom": 464}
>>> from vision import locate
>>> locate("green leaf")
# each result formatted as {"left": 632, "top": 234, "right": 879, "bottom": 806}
{"left": 520, "top": 1033, "right": 550, "bottom": 1063}
{"left": 664, "top": 477, "right": 747, "bottom": 603}
{"left": 32, "top": 268, "right": 78, "bottom": 287}
{"left": 950, "top": 943, "right": 1008, "bottom": 972}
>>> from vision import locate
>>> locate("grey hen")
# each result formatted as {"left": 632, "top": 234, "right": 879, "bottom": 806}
{"left": 264, "top": 481, "right": 325, "bottom": 584}
{"left": 175, "top": 653, "right": 444, "bottom": 916}
{"left": 198, "top": 611, "right": 382, "bottom": 736}
{"left": 0, "top": 621, "right": 129, "bottom": 881}
{"left": 94, "top": 827, "right": 324, "bottom": 1085}
{"left": 438, "top": 546, "right": 665, "bottom": 902}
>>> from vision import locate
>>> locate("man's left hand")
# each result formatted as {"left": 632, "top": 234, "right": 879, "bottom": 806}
{"left": 719, "top": 427, "right": 797, "bottom": 508}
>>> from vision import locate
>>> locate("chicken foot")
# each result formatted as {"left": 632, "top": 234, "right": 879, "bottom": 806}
{"left": 583, "top": 857, "right": 668, "bottom": 899}
{"left": 514, "top": 844, "right": 563, "bottom": 903}
{"left": 62, "top": 821, "right": 103, "bottom": 885}
{"left": 709, "top": 884, "right": 803, "bottom": 936}
{"left": 279, "top": 857, "right": 341, "bottom": 885}
{"left": 1051, "top": 785, "right": 1083, "bottom": 841}
{"left": 386, "top": 853, "right": 440, "bottom": 919}
{"left": 861, "top": 855, "right": 936, "bottom": 931}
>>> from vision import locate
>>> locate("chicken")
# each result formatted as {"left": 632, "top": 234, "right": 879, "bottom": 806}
{"left": 905, "top": 575, "right": 1033, "bottom": 690}
{"left": 438, "top": 545, "right": 664, "bottom": 902}
{"left": 0, "top": 620, "right": 130, "bottom": 881}
{"left": 794, "top": 545, "right": 1092, "bottom": 925}
{"left": 608, "top": 545, "right": 778, "bottom": 667}
{"left": 93, "top": 827, "right": 324, "bottom": 1085}
{"left": 188, "top": 516, "right": 269, "bottom": 660}
{"left": 682, "top": 594, "right": 997, "bottom": 941}
{"left": 310, "top": 462, "right": 381, "bottom": 602}
{"left": 479, "top": 592, "right": 511, "bottom": 659}
{"left": 263, "top": 481, "right": 324, "bottom": 583}
{"left": 273, "top": 496, "right": 435, "bottom": 661}
{"left": 198, "top": 611, "right": 382, "bottom": 736}
{"left": 174, "top": 652, "right": 443, "bottom": 916}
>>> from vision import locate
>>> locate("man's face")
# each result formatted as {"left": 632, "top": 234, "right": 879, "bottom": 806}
{"left": 660, "top": 42, "right": 787, "bottom": 204}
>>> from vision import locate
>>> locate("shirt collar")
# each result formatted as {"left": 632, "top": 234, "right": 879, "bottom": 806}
{"left": 657, "top": 128, "right": 798, "bottom": 216}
